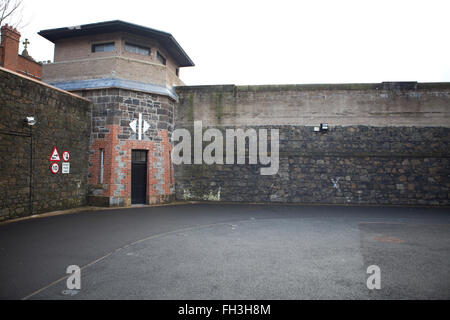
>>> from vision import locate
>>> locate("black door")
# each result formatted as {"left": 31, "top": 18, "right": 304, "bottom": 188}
{"left": 131, "top": 150, "right": 148, "bottom": 204}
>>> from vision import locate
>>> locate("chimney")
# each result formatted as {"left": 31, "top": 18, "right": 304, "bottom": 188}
{"left": 1, "top": 24, "right": 21, "bottom": 71}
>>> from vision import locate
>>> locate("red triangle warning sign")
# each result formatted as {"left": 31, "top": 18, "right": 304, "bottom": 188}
{"left": 49, "top": 147, "right": 61, "bottom": 161}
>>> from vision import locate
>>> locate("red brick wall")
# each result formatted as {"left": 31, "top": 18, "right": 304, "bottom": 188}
{"left": 0, "top": 25, "right": 20, "bottom": 71}
{"left": 88, "top": 125, "right": 174, "bottom": 206}
{"left": 17, "top": 55, "right": 42, "bottom": 80}
{"left": 0, "top": 24, "right": 42, "bottom": 80}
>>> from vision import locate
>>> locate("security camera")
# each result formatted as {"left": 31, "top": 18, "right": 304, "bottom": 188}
{"left": 25, "top": 116, "right": 37, "bottom": 126}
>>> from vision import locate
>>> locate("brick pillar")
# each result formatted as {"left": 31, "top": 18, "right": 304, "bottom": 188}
{"left": 0, "top": 24, "right": 21, "bottom": 71}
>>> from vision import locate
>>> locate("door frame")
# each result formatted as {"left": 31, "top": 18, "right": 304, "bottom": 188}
{"left": 131, "top": 149, "right": 148, "bottom": 204}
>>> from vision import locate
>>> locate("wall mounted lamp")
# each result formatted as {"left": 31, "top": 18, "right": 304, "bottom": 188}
{"left": 314, "top": 123, "right": 329, "bottom": 132}
{"left": 25, "top": 116, "right": 37, "bottom": 126}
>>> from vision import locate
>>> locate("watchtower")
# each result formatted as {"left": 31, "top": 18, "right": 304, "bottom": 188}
{"left": 39, "top": 20, "right": 194, "bottom": 206}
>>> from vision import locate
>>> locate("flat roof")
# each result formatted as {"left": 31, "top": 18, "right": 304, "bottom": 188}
{"left": 49, "top": 78, "right": 179, "bottom": 101}
{"left": 38, "top": 20, "right": 194, "bottom": 67}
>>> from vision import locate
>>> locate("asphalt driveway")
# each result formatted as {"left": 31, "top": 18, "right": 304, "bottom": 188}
{"left": 0, "top": 203, "right": 449, "bottom": 299}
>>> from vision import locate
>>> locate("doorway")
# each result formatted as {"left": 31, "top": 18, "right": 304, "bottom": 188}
{"left": 131, "top": 150, "right": 148, "bottom": 204}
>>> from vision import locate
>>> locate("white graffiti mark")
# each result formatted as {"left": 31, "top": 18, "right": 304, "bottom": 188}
{"left": 331, "top": 177, "right": 341, "bottom": 190}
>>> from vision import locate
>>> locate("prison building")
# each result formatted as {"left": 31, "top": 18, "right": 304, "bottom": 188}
{"left": 39, "top": 20, "right": 194, "bottom": 206}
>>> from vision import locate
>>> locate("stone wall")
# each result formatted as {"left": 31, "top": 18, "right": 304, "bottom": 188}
{"left": 174, "top": 83, "right": 450, "bottom": 206}
{"left": 0, "top": 67, "right": 91, "bottom": 221}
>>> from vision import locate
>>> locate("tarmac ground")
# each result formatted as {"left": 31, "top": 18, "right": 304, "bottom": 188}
{"left": 0, "top": 203, "right": 449, "bottom": 300}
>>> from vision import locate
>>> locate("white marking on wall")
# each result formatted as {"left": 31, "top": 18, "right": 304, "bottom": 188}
{"left": 331, "top": 177, "right": 341, "bottom": 190}
{"left": 129, "top": 113, "right": 151, "bottom": 141}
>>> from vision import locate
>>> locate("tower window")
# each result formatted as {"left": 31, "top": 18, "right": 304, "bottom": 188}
{"left": 125, "top": 43, "right": 150, "bottom": 56}
{"left": 157, "top": 51, "right": 166, "bottom": 65}
{"left": 92, "top": 42, "right": 115, "bottom": 53}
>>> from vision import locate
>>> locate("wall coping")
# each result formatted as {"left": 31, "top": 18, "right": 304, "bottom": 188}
{"left": 0, "top": 66, "right": 90, "bottom": 102}
{"left": 176, "top": 82, "right": 450, "bottom": 93}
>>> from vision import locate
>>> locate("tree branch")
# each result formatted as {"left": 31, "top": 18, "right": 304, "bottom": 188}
{"left": 0, "top": 0, "right": 24, "bottom": 29}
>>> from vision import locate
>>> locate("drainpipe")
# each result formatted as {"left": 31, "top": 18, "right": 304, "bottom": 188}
{"left": 29, "top": 125, "right": 33, "bottom": 215}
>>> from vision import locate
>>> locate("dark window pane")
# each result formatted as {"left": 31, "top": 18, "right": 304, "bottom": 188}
{"left": 132, "top": 150, "right": 147, "bottom": 163}
{"left": 92, "top": 42, "right": 115, "bottom": 53}
{"left": 125, "top": 43, "right": 150, "bottom": 56}
{"left": 157, "top": 51, "right": 166, "bottom": 65}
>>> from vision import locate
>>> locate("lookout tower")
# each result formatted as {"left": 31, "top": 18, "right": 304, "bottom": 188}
{"left": 39, "top": 20, "right": 194, "bottom": 206}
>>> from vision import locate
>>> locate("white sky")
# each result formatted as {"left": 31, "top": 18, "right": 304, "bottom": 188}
{"left": 13, "top": 0, "right": 450, "bottom": 85}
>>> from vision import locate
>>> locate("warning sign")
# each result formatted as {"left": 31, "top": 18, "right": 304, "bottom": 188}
{"left": 62, "top": 151, "right": 70, "bottom": 162}
{"left": 51, "top": 162, "right": 60, "bottom": 174}
{"left": 50, "top": 147, "right": 61, "bottom": 161}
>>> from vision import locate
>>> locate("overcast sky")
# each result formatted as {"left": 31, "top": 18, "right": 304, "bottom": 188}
{"left": 14, "top": 0, "right": 450, "bottom": 85}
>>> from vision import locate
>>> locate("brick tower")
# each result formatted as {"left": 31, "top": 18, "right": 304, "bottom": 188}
{"left": 0, "top": 24, "right": 43, "bottom": 80}
{"left": 39, "top": 21, "right": 194, "bottom": 206}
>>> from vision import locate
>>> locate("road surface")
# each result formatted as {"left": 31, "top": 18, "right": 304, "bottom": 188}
{"left": 0, "top": 203, "right": 449, "bottom": 299}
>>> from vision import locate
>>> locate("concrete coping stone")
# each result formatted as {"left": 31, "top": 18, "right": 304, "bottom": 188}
{"left": 175, "top": 82, "right": 450, "bottom": 93}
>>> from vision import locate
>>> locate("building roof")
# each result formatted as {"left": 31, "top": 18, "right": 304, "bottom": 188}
{"left": 38, "top": 20, "right": 194, "bottom": 67}
{"left": 49, "top": 77, "right": 179, "bottom": 101}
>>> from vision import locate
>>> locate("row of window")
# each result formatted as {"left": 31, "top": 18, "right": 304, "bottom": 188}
{"left": 125, "top": 43, "right": 150, "bottom": 56}
{"left": 91, "top": 42, "right": 167, "bottom": 66}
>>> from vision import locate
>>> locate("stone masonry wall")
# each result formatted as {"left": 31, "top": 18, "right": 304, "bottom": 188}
{"left": 0, "top": 67, "right": 91, "bottom": 221}
{"left": 174, "top": 83, "right": 450, "bottom": 206}
{"left": 74, "top": 88, "right": 175, "bottom": 206}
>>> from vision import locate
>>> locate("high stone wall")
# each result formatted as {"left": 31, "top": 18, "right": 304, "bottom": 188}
{"left": 0, "top": 67, "right": 91, "bottom": 221}
{"left": 174, "top": 83, "right": 450, "bottom": 206}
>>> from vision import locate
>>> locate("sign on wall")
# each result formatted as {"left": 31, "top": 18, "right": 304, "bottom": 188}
{"left": 49, "top": 147, "right": 71, "bottom": 175}
{"left": 51, "top": 162, "right": 60, "bottom": 174}
{"left": 130, "top": 113, "right": 150, "bottom": 140}
{"left": 62, "top": 162, "right": 70, "bottom": 174}
{"left": 62, "top": 151, "right": 70, "bottom": 162}
{"left": 50, "top": 147, "right": 61, "bottom": 161}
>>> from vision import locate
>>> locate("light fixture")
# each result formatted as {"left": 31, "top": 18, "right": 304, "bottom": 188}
{"left": 314, "top": 124, "right": 329, "bottom": 132}
{"left": 25, "top": 116, "right": 37, "bottom": 126}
